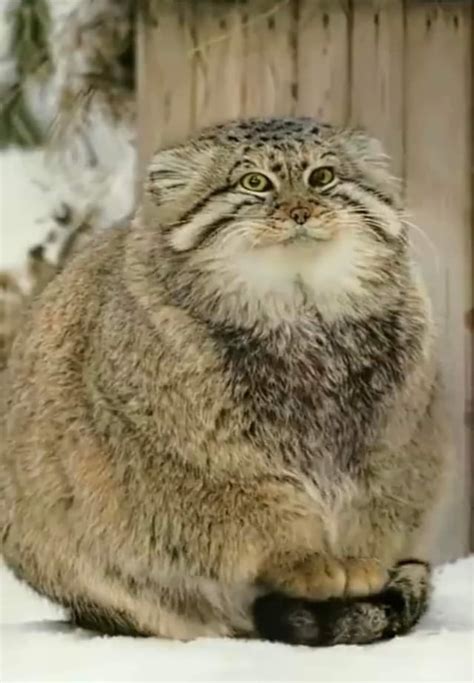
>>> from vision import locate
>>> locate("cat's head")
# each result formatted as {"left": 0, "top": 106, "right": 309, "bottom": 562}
{"left": 143, "top": 118, "right": 409, "bottom": 324}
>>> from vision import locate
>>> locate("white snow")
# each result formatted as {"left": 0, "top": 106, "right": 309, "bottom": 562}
{"left": 0, "top": 149, "right": 57, "bottom": 274}
{"left": 1, "top": 557, "right": 473, "bottom": 682}
{"left": 0, "top": 0, "right": 136, "bottom": 286}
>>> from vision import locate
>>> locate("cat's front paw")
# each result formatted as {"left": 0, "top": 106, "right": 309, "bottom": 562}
{"left": 262, "top": 555, "right": 388, "bottom": 601}
{"left": 262, "top": 554, "right": 347, "bottom": 600}
{"left": 343, "top": 558, "right": 389, "bottom": 597}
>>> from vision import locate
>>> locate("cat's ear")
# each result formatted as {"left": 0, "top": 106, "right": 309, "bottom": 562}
{"left": 145, "top": 143, "right": 218, "bottom": 208}
{"left": 347, "top": 130, "right": 389, "bottom": 167}
{"left": 345, "top": 129, "right": 402, "bottom": 205}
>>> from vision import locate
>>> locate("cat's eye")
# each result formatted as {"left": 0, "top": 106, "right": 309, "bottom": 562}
{"left": 239, "top": 172, "right": 274, "bottom": 193}
{"left": 308, "top": 166, "right": 336, "bottom": 188}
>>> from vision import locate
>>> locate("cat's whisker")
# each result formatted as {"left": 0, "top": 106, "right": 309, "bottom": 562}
{"left": 402, "top": 216, "right": 441, "bottom": 273}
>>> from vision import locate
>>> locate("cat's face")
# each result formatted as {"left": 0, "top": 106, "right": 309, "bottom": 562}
{"left": 145, "top": 118, "right": 406, "bottom": 319}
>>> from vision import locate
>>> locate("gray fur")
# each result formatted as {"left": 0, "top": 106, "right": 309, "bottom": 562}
{"left": 0, "top": 117, "right": 450, "bottom": 643}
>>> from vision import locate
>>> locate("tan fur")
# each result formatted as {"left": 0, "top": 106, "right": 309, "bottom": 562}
{"left": 1, "top": 118, "right": 450, "bottom": 641}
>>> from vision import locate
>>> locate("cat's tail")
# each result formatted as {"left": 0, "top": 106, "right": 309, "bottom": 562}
{"left": 252, "top": 560, "right": 431, "bottom": 646}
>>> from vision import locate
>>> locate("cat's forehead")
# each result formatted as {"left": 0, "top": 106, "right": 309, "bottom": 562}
{"left": 195, "top": 117, "right": 334, "bottom": 149}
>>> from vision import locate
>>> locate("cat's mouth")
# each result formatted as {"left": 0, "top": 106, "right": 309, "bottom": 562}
{"left": 280, "top": 229, "right": 332, "bottom": 245}
{"left": 250, "top": 222, "right": 336, "bottom": 251}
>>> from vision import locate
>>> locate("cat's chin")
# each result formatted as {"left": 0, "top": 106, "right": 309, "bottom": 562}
{"left": 244, "top": 238, "right": 345, "bottom": 276}
{"left": 228, "top": 239, "right": 360, "bottom": 303}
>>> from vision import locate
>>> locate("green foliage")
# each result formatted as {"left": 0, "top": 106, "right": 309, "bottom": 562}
{"left": 11, "top": 0, "right": 51, "bottom": 79}
{"left": 0, "top": 0, "right": 51, "bottom": 149}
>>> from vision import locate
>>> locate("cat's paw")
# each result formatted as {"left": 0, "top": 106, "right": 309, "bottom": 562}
{"left": 343, "top": 558, "right": 389, "bottom": 597}
{"left": 264, "top": 555, "right": 347, "bottom": 600}
{"left": 262, "top": 555, "right": 388, "bottom": 601}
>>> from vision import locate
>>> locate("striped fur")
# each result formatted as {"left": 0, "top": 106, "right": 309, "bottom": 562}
{"left": 1, "top": 118, "right": 450, "bottom": 646}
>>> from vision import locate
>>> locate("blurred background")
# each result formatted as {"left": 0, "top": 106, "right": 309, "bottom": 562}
{"left": 0, "top": 0, "right": 472, "bottom": 562}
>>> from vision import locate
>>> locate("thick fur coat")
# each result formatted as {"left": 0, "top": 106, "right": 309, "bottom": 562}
{"left": 1, "top": 118, "right": 449, "bottom": 644}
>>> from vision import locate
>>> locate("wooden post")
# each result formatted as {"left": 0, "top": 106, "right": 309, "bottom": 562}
{"left": 350, "top": 0, "right": 405, "bottom": 180}
{"left": 296, "top": 0, "right": 350, "bottom": 125}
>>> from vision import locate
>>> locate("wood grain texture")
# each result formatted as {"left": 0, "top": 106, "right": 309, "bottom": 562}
{"left": 471, "top": 0, "right": 474, "bottom": 554}
{"left": 405, "top": 2, "right": 472, "bottom": 561}
{"left": 350, "top": 0, "right": 404, "bottom": 179}
{"left": 136, "top": 1, "right": 194, "bottom": 174}
{"left": 296, "top": 0, "right": 350, "bottom": 124}
{"left": 241, "top": 0, "right": 295, "bottom": 117}
{"left": 192, "top": 0, "right": 244, "bottom": 128}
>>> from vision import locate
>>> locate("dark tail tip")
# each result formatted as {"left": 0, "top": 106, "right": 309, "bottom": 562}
{"left": 253, "top": 559, "right": 431, "bottom": 647}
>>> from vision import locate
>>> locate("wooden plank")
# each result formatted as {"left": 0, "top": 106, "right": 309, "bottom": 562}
{"left": 405, "top": 2, "right": 472, "bottom": 561}
{"left": 191, "top": 0, "right": 244, "bottom": 128}
{"left": 468, "top": 2, "right": 474, "bottom": 553}
{"left": 296, "top": 0, "right": 350, "bottom": 125}
{"left": 241, "top": 0, "right": 295, "bottom": 117}
{"left": 136, "top": 0, "right": 194, "bottom": 172}
{"left": 350, "top": 0, "right": 405, "bottom": 179}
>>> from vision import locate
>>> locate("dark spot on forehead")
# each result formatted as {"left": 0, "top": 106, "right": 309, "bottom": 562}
{"left": 301, "top": 160, "right": 308, "bottom": 170}
{"left": 286, "top": 120, "right": 304, "bottom": 129}
{"left": 198, "top": 117, "right": 331, "bottom": 153}
{"left": 271, "top": 162, "right": 283, "bottom": 172}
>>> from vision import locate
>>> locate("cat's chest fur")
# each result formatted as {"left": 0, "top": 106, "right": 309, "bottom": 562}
{"left": 211, "top": 311, "right": 412, "bottom": 473}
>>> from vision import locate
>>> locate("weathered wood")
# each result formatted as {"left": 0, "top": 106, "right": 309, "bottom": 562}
{"left": 470, "top": 2, "right": 474, "bottom": 553}
{"left": 241, "top": 0, "right": 295, "bottom": 117}
{"left": 350, "top": 0, "right": 405, "bottom": 179}
{"left": 192, "top": 0, "right": 244, "bottom": 128}
{"left": 136, "top": 1, "right": 194, "bottom": 172}
{"left": 405, "top": 3, "right": 473, "bottom": 561}
{"left": 296, "top": 0, "right": 350, "bottom": 124}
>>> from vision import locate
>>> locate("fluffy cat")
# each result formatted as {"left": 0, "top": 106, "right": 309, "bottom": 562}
{"left": 0, "top": 117, "right": 449, "bottom": 645}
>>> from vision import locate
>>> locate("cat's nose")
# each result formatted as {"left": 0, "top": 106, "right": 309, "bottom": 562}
{"left": 289, "top": 205, "right": 311, "bottom": 225}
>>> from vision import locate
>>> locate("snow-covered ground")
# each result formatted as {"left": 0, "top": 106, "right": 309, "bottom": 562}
{"left": 1, "top": 557, "right": 473, "bottom": 682}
